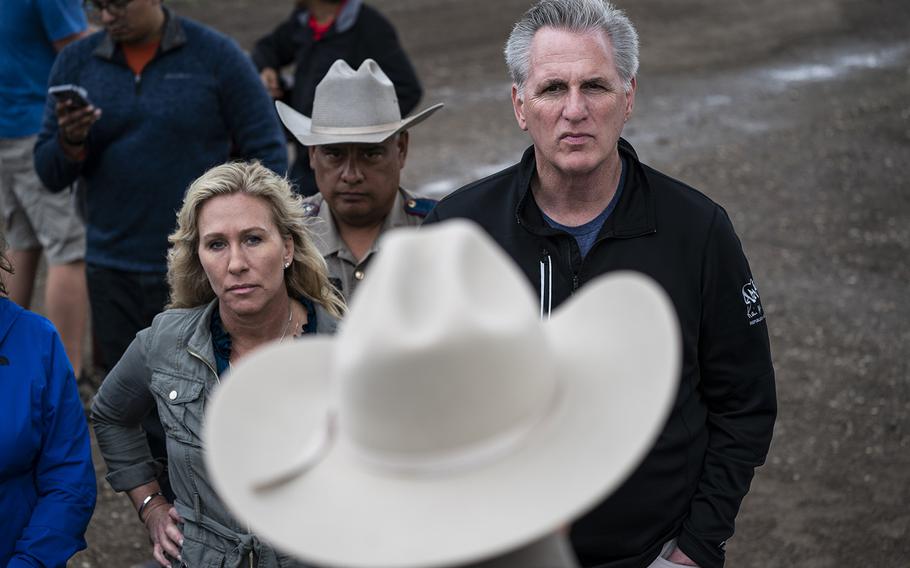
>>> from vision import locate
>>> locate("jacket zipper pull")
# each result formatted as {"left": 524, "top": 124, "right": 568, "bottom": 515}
{"left": 572, "top": 273, "right": 580, "bottom": 292}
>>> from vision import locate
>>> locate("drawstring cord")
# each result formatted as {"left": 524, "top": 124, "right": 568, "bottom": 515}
{"left": 539, "top": 250, "right": 552, "bottom": 320}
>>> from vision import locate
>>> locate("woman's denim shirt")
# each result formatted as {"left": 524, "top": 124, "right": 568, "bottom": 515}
{"left": 91, "top": 298, "right": 336, "bottom": 567}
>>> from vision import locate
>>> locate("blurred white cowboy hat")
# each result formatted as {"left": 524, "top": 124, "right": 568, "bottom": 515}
{"left": 275, "top": 58, "right": 443, "bottom": 146}
{"left": 204, "top": 220, "right": 680, "bottom": 568}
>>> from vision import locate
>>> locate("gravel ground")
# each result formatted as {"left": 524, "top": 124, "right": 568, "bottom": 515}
{"left": 60, "top": 0, "right": 909, "bottom": 566}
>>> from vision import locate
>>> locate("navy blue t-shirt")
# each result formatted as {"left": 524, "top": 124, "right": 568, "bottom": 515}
{"left": 543, "top": 156, "right": 626, "bottom": 258}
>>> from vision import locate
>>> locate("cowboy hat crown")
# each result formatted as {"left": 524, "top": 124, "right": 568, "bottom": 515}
{"left": 336, "top": 221, "right": 557, "bottom": 464}
{"left": 275, "top": 58, "right": 443, "bottom": 146}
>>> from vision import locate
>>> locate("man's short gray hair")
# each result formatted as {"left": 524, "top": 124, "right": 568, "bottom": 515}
{"left": 505, "top": 0, "right": 639, "bottom": 95}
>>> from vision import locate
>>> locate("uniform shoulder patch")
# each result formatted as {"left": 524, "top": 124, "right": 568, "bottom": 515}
{"left": 404, "top": 197, "right": 438, "bottom": 218}
{"left": 301, "top": 201, "right": 321, "bottom": 217}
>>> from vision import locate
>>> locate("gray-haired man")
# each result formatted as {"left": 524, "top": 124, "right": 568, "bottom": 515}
{"left": 425, "top": 1, "right": 776, "bottom": 567}
{"left": 275, "top": 58, "right": 441, "bottom": 301}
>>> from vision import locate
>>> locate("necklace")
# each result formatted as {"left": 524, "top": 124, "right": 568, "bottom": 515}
{"left": 278, "top": 304, "right": 293, "bottom": 342}
{"left": 227, "top": 304, "right": 293, "bottom": 371}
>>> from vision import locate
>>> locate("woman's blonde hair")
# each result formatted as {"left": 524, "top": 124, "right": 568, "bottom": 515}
{"left": 166, "top": 161, "right": 344, "bottom": 317}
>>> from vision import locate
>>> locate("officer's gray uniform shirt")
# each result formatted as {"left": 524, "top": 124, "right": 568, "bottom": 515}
{"left": 303, "top": 187, "right": 433, "bottom": 301}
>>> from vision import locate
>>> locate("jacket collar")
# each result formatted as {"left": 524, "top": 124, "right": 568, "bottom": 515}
{"left": 516, "top": 137, "right": 657, "bottom": 239}
{"left": 93, "top": 6, "right": 187, "bottom": 61}
{"left": 295, "top": 0, "right": 362, "bottom": 35}
{"left": 183, "top": 297, "right": 338, "bottom": 359}
{"left": 185, "top": 298, "right": 220, "bottom": 371}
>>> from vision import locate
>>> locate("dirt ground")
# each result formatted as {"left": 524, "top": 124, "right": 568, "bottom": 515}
{"left": 61, "top": 0, "right": 909, "bottom": 566}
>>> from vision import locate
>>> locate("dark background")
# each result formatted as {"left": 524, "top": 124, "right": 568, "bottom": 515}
{"left": 66, "top": 0, "right": 909, "bottom": 565}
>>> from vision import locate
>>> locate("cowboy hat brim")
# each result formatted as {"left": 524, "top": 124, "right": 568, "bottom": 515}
{"left": 205, "top": 272, "right": 679, "bottom": 568}
{"left": 275, "top": 100, "right": 444, "bottom": 146}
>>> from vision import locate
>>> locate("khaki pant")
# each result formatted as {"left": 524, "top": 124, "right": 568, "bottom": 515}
{"left": 0, "top": 135, "right": 84, "bottom": 263}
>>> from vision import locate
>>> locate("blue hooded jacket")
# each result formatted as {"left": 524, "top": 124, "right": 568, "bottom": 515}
{"left": 0, "top": 298, "right": 96, "bottom": 567}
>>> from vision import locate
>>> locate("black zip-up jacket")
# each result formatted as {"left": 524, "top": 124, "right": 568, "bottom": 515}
{"left": 424, "top": 140, "right": 776, "bottom": 568}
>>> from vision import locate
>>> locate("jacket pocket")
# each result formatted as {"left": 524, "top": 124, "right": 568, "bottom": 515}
{"left": 178, "top": 520, "right": 228, "bottom": 568}
{"left": 150, "top": 372, "right": 206, "bottom": 447}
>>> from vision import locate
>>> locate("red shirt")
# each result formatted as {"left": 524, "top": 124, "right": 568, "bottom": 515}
{"left": 308, "top": 0, "right": 347, "bottom": 41}
{"left": 123, "top": 39, "right": 160, "bottom": 75}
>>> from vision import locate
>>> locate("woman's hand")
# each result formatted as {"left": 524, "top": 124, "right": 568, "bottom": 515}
{"left": 144, "top": 501, "right": 184, "bottom": 567}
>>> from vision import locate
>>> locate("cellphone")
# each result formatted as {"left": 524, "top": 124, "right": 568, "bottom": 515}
{"left": 49, "top": 84, "right": 92, "bottom": 108}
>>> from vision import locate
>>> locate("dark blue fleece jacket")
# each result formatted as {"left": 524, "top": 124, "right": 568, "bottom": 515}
{"left": 34, "top": 9, "right": 288, "bottom": 272}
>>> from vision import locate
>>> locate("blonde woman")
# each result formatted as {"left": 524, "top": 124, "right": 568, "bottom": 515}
{"left": 92, "top": 162, "right": 343, "bottom": 567}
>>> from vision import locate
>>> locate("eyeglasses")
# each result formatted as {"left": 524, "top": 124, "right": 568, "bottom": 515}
{"left": 84, "top": 0, "right": 135, "bottom": 15}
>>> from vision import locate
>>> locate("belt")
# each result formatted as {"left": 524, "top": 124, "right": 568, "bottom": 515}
{"left": 174, "top": 501, "right": 279, "bottom": 568}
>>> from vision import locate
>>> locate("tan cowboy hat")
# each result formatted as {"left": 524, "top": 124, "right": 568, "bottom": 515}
{"left": 275, "top": 58, "right": 443, "bottom": 146}
{"left": 204, "top": 220, "right": 680, "bottom": 568}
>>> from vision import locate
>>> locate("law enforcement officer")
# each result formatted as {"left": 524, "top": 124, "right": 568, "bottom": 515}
{"left": 275, "top": 58, "right": 442, "bottom": 300}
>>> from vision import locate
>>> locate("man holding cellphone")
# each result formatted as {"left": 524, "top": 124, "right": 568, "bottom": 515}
{"left": 49, "top": 85, "right": 92, "bottom": 109}
{"left": 35, "top": 0, "right": 287, "bottom": 375}
{"left": 34, "top": 0, "right": 287, "bottom": 502}
{"left": 0, "top": 0, "right": 91, "bottom": 381}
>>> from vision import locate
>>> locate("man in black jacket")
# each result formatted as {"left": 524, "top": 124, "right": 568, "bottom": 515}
{"left": 253, "top": 0, "right": 423, "bottom": 195}
{"left": 424, "top": 1, "right": 776, "bottom": 567}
